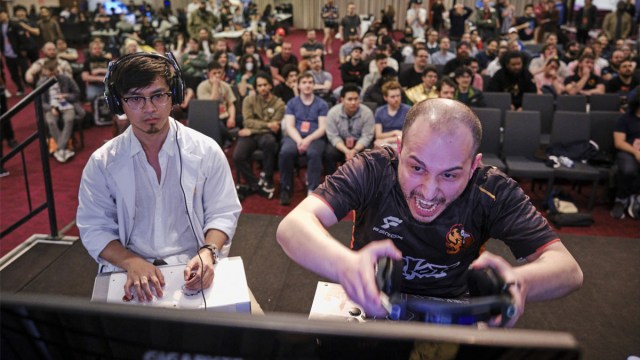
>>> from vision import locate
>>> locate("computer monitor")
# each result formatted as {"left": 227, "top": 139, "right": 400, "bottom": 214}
{"left": 1, "top": 293, "right": 581, "bottom": 359}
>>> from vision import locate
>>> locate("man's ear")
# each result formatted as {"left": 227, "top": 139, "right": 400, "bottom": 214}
{"left": 470, "top": 153, "right": 483, "bottom": 178}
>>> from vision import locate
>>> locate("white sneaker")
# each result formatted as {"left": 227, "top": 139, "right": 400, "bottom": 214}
{"left": 15, "top": 90, "right": 23, "bottom": 96}
{"left": 63, "top": 149, "right": 75, "bottom": 162}
{"left": 4, "top": 89, "right": 11, "bottom": 98}
{"left": 53, "top": 149, "right": 66, "bottom": 163}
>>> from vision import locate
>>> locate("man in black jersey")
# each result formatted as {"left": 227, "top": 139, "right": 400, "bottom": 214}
{"left": 277, "top": 98, "right": 583, "bottom": 326}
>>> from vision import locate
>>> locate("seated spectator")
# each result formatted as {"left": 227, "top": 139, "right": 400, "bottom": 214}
{"left": 308, "top": 55, "right": 334, "bottom": 105}
{"left": 529, "top": 44, "right": 571, "bottom": 79}
{"left": 443, "top": 41, "right": 472, "bottom": 77}
{"left": 38, "top": 59, "right": 81, "bottom": 163}
{"left": 610, "top": 89, "right": 640, "bottom": 219}
{"left": 454, "top": 67, "right": 485, "bottom": 107}
{"left": 606, "top": 58, "right": 638, "bottom": 103}
{"left": 25, "top": 42, "right": 73, "bottom": 86}
{"left": 278, "top": 73, "right": 328, "bottom": 205}
{"left": 431, "top": 37, "right": 455, "bottom": 66}
{"left": 234, "top": 30, "right": 255, "bottom": 56}
{"left": 324, "top": 84, "right": 375, "bottom": 176}
{"left": 197, "top": 27, "right": 213, "bottom": 60}
{"left": 300, "top": 30, "right": 324, "bottom": 60}
{"left": 399, "top": 47, "right": 430, "bottom": 89}
{"left": 196, "top": 61, "right": 237, "bottom": 146}
{"left": 425, "top": 29, "right": 439, "bottom": 55}
{"left": 212, "top": 38, "right": 239, "bottom": 68}
{"left": 338, "top": 27, "right": 363, "bottom": 64}
{"left": 564, "top": 54, "right": 605, "bottom": 96}
{"left": 181, "top": 38, "right": 209, "bottom": 90}
{"left": 488, "top": 51, "right": 536, "bottom": 110}
{"left": 361, "top": 54, "right": 388, "bottom": 98}
{"left": 561, "top": 41, "right": 581, "bottom": 65}
{"left": 506, "top": 27, "right": 524, "bottom": 51}
{"left": 233, "top": 72, "right": 285, "bottom": 201}
{"left": 476, "top": 38, "right": 499, "bottom": 74}
{"left": 236, "top": 54, "right": 258, "bottom": 98}
{"left": 242, "top": 41, "right": 265, "bottom": 71}
{"left": 534, "top": 58, "right": 565, "bottom": 96}
{"left": 437, "top": 76, "right": 457, "bottom": 99}
{"left": 368, "top": 43, "right": 399, "bottom": 76}
{"left": 266, "top": 27, "right": 285, "bottom": 60}
{"left": 81, "top": 40, "right": 110, "bottom": 102}
{"left": 406, "top": 66, "right": 439, "bottom": 104}
{"left": 486, "top": 45, "right": 508, "bottom": 77}
{"left": 374, "top": 81, "right": 410, "bottom": 148}
{"left": 601, "top": 50, "right": 625, "bottom": 82}
{"left": 363, "top": 67, "right": 408, "bottom": 107}
{"left": 273, "top": 64, "right": 299, "bottom": 104}
{"left": 567, "top": 46, "right": 603, "bottom": 77}
{"left": 55, "top": 39, "right": 78, "bottom": 63}
{"left": 213, "top": 50, "right": 237, "bottom": 86}
{"left": 270, "top": 41, "right": 298, "bottom": 85}
{"left": 339, "top": 45, "right": 368, "bottom": 89}
{"left": 469, "top": 58, "right": 484, "bottom": 90}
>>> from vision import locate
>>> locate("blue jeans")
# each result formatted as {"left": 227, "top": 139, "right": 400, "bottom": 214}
{"left": 279, "top": 136, "right": 325, "bottom": 193}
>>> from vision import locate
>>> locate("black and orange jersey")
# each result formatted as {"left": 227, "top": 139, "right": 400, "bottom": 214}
{"left": 314, "top": 147, "right": 558, "bottom": 298}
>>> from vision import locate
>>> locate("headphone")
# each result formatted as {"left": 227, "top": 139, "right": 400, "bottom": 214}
{"left": 104, "top": 52, "right": 185, "bottom": 116}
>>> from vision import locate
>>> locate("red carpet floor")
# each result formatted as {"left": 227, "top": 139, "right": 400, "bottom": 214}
{"left": 1, "top": 29, "right": 639, "bottom": 257}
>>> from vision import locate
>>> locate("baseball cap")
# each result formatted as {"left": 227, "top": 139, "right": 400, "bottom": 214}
{"left": 275, "top": 28, "right": 286, "bottom": 36}
{"left": 351, "top": 45, "right": 363, "bottom": 52}
{"left": 508, "top": 27, "right": 518, "bottom": 34}
{"left": 414, "top": 0, "right": 423, "bottom": 4}
{"left": 381, "top": 66, "right": 398, "bottom": 78}
{"left": 413, "top": 38, "right": 426, "bottom": 45}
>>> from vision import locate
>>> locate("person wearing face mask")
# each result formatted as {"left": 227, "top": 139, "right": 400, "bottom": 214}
{"left": 236, "top": 54, "right": 257, "bottom": 98}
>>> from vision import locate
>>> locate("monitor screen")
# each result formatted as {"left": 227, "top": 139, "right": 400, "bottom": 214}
{"left": 1, "top": 293, "right": 581, "bottom": 359}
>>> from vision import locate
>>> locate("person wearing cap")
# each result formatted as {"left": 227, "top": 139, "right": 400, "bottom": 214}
{"left": 399, "top": 47, "right": 430, "bottom": 89}
{"left": 400, "top": 37, "right": 424, "bottom": 64}
{"left": 430, "top": 37, "right": 455, "bottom": 66}
{"left": 270, "top": 41, "right": 298, "bottom": 86}
{"left": 406, "top": 0, "right": 428, "bottom": 41}
{"left": 266, "top": 27, "right": 286, "bottom": 60}
{"left": 454, "top": 66, "right": 485, "bottom": 108}
{"left": 300, "top": 30, "right": 325, "bottom": 60}
{"left": 338, "top": 2, "right": 361, "bottom": 42}
{"left": 406, "top": 66, "right": 439, "bottom": 104}
{"left": 339, "top": 45, "right": 368, "bottom": 88}
{"left": 324, "top": 83, "right": 375, "bottom": 176}
{"left": 339, "top": 27, "right": 363, "bottom": 64}
{"left": 507, "top": 27, "right": 523, "bottom": 52}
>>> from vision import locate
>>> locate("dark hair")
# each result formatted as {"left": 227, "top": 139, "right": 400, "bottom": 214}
{"left": 112, "top": 55, "right": 175, "bottom": 99}
{"left": 456, "top": 41, "right": 470, "bottom": 51}
{"left": 281, "top": 64, "right": 298, "bottom": 79}
{"left": 340, "top": 83, "right": 360, "bottom": 97}
{"left": 375, "top": 53, "right": 387, "bottom": 61}
{"left": 255, "top": 71, "right": 273, "bottom": 87}
{"left": 13, "top": 5, "right": 27, "bottom": 14}
{"left": 298, "top": 72, "right": 314, "bottom": 84}
{"left": 43, "top": 59, "right": 58, "bottom": 72}
{"left": 500, "top": 51, "right": 527, "bottom": 69}
{"left": 454, "top": 66, "right": 472, "bottom": 78}
{"left": 436, "top": 76, "right": 457, "bottom": 92}
{"left": 579, "top": 53, "right": 595, "bottom": 62}
{"left": 239, "top": 54, "right": 254, "bottom": 71}
{"left": 212, "top": 50, "right": 228, "bottom": 64}
{"left": 207, "top": 61, "right": 223, "bottom": 71}
{"left": 243, "top": 41, "right": 257, "bottom": 52}
{"left": 422, "top": 65, "right": 438, "bottom": 77}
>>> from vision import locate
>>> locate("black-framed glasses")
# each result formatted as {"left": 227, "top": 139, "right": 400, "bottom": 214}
{"left": 122, "top": 92, "right": 172, "bottom": 110}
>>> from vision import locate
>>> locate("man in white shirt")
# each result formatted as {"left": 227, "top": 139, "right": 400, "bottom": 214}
{"left": 77, "top": 53, "right": 241, "bottom": 302}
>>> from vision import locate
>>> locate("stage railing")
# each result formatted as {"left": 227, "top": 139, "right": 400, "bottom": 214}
{"left": 0, "top": 77, "right": 59, "bottom": 239}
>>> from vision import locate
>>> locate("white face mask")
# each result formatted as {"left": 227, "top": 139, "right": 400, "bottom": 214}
{"left": 245, "top": 62, "right": 254, "bottom": 71}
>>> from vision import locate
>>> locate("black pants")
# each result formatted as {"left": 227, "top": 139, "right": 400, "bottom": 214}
{"left": 323, "top": 143, "right": 345, "bottom": 177}
{"left": 233, "top": 132, "right": 278, "bottom": 187}
{"left": 0, "top": 90, "right": 13, "bottom": 162}
{"left": 4, "top": 56, "right": 27, "bottom": 92}
{"left": 615, "top": 151, "right": 640, "bottom": 199}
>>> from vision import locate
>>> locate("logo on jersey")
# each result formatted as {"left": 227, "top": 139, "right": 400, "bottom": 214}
{"left": 372, "top": 216, "right": 404, "bottom": 240}
{"left": 380, "top": 216, "right": 403, "bottom": 229}
{"left": 404, "top": 256, "right": 460, "bottom": 280}
{"left": 445, "top": 224, "right": 475, "bottom": 254}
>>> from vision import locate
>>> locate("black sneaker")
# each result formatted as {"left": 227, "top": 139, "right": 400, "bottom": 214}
{"left": 236, "top": 184, "right": 252, "bottom": 202}
{"left": 256, "top": 184, "right": 275, "bottom": 200}
{"left": 280, "top": 191, "right": 291, "bottom": 206}
{"left": 7, "top": 139, "right": 18, "bottom": 149}
{"left": 610, "top": 201, "right": 626, "bottom": 219}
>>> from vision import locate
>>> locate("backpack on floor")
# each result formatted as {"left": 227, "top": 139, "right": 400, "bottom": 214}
{"left": 93, "top": 97, "right": 113, "bottom": 126}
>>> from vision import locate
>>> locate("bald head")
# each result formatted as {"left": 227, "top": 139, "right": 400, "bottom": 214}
{"left": 402, "top": 99, "right": 482, "bottom": 155}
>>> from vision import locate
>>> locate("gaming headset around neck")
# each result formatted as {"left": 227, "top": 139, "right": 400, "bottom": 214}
{"left": 103, "top": 52, "right": 185, "bottom": 116}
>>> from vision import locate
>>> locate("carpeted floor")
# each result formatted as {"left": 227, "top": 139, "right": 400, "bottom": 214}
{"left": 1, "top": 213, "right": 638, "bottom": 360}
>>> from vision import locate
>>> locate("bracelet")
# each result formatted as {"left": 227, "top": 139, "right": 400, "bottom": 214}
{"left": 198, "top": 244, "right": 219, "bottom": 264}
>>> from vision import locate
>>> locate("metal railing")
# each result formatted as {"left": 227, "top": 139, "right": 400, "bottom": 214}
{"left": 0, "top": 77, "right": 59, "bottom": 239}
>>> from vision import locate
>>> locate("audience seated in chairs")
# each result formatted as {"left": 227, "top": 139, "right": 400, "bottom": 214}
{"left": 373, "top": 81, "right": 410, "bottom": 148}
{"left": 405, "top": 65, "right": 439, "bottom": 104}
{"left": 487, "top": 51, "right": 536, "bottom": 111}
{"left": 25, "top": 42, "right": 73, "bottom": 87}
{"left": 196, "top": 61, "right": 237, "bottom": 148}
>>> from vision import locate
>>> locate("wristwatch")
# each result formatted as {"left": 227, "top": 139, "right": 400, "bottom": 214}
{"left": 199, "top": 244, "right": 219, "bottom": 264}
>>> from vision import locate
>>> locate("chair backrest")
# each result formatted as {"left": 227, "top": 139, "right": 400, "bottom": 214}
{"left": 473, "top": 108, "right": 502, "bottom": 155}
{"left": 363, "top": 101, "right": 378, "bottom": 114}
{"left": 589, "top": 94, "right": 620, "bottom": 112}
{"left": 550, "top": 111, "right": 591, "bottom": 146}
{"left": 481, "top": 74, "right": 492, "bottom": 92}
{"left": 522, "top": 93, "right": 555, "bottom": 135}
{"left": 503, "top": 110, "right": 541, "bottom": 157}
{"left": 483, "top": 92, "right": 512, "bottom": 124}
{"left": 589, "top": 111, "right": 619, "bottom": 154}
{"left": 434, "top": 64, "right": 445, "bottom": 77}
{"left": 556, "top": 94, "right": 587, "bottom": 112}
{"left": 188, "top": 100, "right": 222, "bottom": 146}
